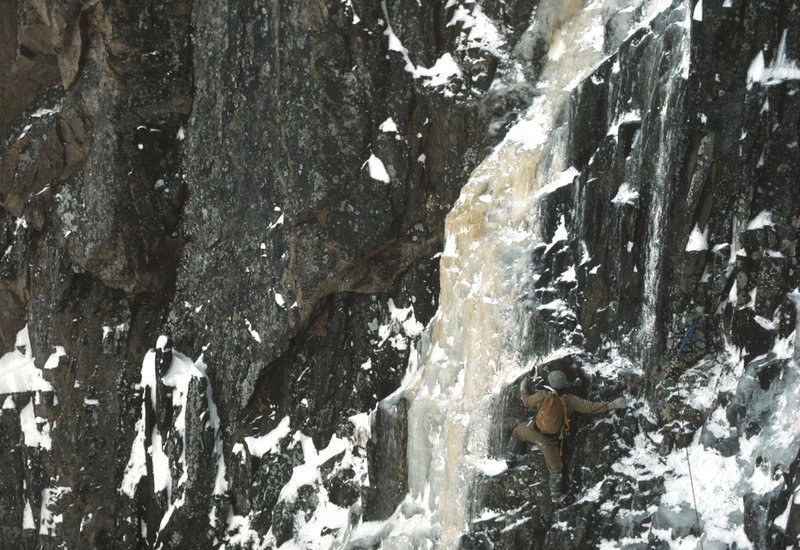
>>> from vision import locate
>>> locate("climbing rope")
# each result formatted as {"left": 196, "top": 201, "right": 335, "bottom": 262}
{"left": 675, "top": 371, "right": 704, "bottom": 550}
{"left": 568, "top": 318, "right": 700, "bottom": 427}
{"left": 556, "top": 318, "right": 706, "bottom": 547}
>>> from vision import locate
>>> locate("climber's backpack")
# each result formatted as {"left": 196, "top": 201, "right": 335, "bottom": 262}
{"left": 535, "top": 390, "right": 568, "bottom": 435}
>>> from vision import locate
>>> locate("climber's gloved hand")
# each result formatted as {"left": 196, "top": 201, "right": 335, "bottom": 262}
{"left": 519, "top": 376, "right": 531, "bottom": 394}
{"left": 607, "top": 396, "right": 628, "bottom": 410}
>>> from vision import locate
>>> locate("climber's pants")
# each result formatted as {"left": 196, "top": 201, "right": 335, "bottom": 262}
{"left": 512, "top": 420, "right": 563, "bottom": 474}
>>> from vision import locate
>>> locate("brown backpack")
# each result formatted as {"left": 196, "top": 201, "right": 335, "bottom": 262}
{"left": 536, "top": 390, "right": 568, "bottom": 435}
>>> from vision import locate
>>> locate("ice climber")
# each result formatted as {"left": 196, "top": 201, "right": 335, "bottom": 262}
{"left": 507, "top": 369, "right": 628, "bottom": 507}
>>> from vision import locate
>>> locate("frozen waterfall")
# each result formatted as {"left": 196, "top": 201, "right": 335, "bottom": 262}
{"left": 361, "top": 0, "right": 688, "bottom": 548}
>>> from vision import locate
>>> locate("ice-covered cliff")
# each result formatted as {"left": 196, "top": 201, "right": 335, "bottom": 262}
{"left": 1, "top": 0, "right": 799, "bottom": 548}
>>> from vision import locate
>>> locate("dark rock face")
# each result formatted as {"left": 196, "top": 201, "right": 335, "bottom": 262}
{"left": 169, "top": 0, "right": 498, "bottom": 443}
{"left": 1, "top": 0, "right": 800, "bottom": 549}
{"left": 162, "top": 0, "right": 518, "bottom": 544}
{"left": 1, "top": 0, "right": 191, "bottom": 546}
{"left": 0, "top": 0, "right": 529, "bottom": 547}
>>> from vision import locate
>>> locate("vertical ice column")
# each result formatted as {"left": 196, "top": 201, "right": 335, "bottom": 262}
{"left": 637, "top": 3, "right": 692, "bottom": 365}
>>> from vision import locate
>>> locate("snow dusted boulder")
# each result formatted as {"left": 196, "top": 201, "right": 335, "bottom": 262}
{"left": 271, "top": 484, "right": 319, "bottom": 546}
{"left": 650, "top": 502, "right": 704, "bottom": 540}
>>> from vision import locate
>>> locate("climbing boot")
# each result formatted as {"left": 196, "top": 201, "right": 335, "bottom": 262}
{"left": 504, "top": 435, "right": 526, "bottom": 466}
{"left": 554, "top": 494, "right": 575, "bottom": 508}
{"left": 549, "top": 473, "right": 564, "bottom": 503}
